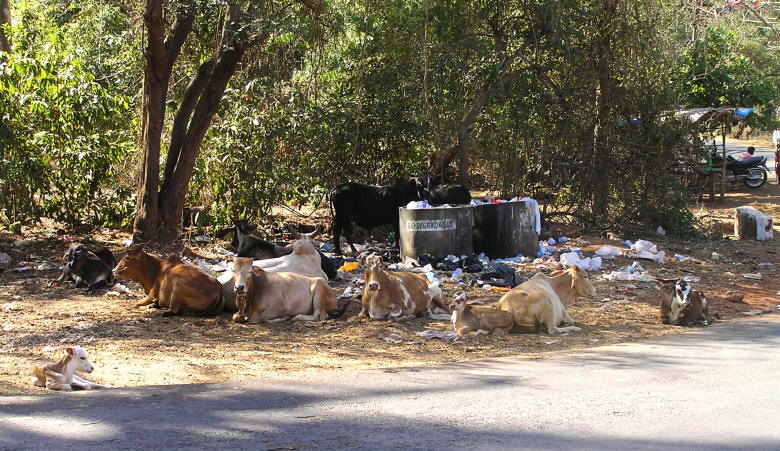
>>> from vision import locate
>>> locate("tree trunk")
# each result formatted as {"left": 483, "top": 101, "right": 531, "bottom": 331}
{"left": 133, "top": 2, "right": 270, "bottom": 245}
{"left": 430, "top": 44, "right": 526, "bottom": 183}
{"left": 0, "top": 0, "right": 11, "bottom": 53}
{"left": 588, "top": 0, "right": 618, "bottom": 222}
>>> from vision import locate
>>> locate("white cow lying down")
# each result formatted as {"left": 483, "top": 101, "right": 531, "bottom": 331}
{"left": 497, "top": 266, "right": 596, "bottom": 334}
{"left": 219, "top": 239, "right": 327, "bottom": 310}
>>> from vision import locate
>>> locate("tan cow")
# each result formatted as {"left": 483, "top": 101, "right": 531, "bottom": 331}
{"left": 231, "top": 257, "right": 339, "bottom": 324}
{"left": 219, "top": 239, "right": 326, "bottom": 310}
{"left": 497, "top": 266, "right": 595, "bottom": 334}
{"left": 356, "top": 255, "right": 449, "bottom": 321}
{"left": 114, "top": 245, "right": 224, "bottom": 316}
{"left": 450, "top": 292, "right": 513, "bottom": 337}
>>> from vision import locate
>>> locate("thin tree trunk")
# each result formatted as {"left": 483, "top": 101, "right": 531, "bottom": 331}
{"left": 430, "top": 44, "right": 526, "bottom": 183}
{"left": 0, "top": 0, "right": 11, "bottom": 53}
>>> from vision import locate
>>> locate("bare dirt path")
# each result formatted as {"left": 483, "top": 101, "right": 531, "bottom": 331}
{"left": 2, "top": 314, "right": 779, "bottom": 450}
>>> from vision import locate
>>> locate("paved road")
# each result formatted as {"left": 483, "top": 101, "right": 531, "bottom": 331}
{"left": 2, "top": 314, "right": 780, "bottom": 450}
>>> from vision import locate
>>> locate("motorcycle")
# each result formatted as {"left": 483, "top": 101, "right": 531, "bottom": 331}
{"left": 718, "top": 155, "right": 769, "bottom": 189}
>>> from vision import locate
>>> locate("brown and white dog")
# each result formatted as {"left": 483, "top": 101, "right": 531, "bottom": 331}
{"left": 356, "top": 255, "right": 449, "bottom": 321}
{"left": 660, "top": 279, "right": 709, "bottom": 326}
{"left": 32, "top": 347, "right": 110, "bottom": 391}
{"left": 450, "top": 292, "right": 513, "bottom": 337}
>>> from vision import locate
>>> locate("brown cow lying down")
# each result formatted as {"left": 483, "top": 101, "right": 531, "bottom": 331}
{"left": 219, "top": 239, "right": 326, "bottom": 311}
{"left": 231, "top": 257, "right": 341, "bottom": 324}
{"left": 450, "top": 292, "right": 513, "bottom": 337}
{"left": 660, "top": 279, "right": 709, "bottom": 326}
{"left": 497, "top": 266, "right": 595, "bottom": 334}
{"left": 114, "top": 245, "right": 224, "bottom": 317}
{"left": 357, "top": 255, "right": 449, "bottom": 321}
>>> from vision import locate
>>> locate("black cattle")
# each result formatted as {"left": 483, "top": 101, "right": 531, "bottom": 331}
{"left": 217, "top": 220, "right": 337, "bottom": 280}
{"left": 416, "top": 177, "right": 471, "bottom": 206}
{"left": 55, "top": 244, "right": 115, "bottom": 290}
{"left": 330, "top": 179, "right": 424, "bottom": 255}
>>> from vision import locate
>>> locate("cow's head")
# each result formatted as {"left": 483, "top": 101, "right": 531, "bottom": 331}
{"left": 231, "top": 257, "right": 255, "bottom": 296}
{"left": 65, "top": 346, "right": 94, "bottom": 374}
{"left": 113, "top": 245, "right": 146, "bottom": 279}
{"left": 413, "top": 177, "right": 434, "bottom": 201}
{"left": 568, "top": 265, "right": 596, "bottom": 300}
{"left": 449, "top": 291, "right": 468, "bottom": 311}
{"left": 363, "top": 255, "right": 384, "bottom": 291}
{"left": 291, "top": 239, "right": 316, "bottom": 256}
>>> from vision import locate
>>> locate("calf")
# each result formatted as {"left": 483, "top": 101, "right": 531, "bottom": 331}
{"left": 497, "top": 266, "right": 595, "bottom": 334}
{"left": 416, "top": 178, "right": 472, "bottom": 206}
{"left": 357, "top": 255, "right": 449, "bottom": 320}
{"left": 330, "top": 179, "right": 424, "bottom": 255}
{"left": 114, "top": 245, "right": 224, "bottom": 317}
{"left": 32, "top": 347, "right": 109, "bottom": 391}
{"left": 450, "top": 292, "right": 513, "bottom": 337}
{"left": 55, "top": 244, "right": 115, "bottom": 290}
{"left": 231, "top": 257, "right": 341, "bottom": 324}
{"left": 660, "top": 279, "right": 709, "bottom": 326}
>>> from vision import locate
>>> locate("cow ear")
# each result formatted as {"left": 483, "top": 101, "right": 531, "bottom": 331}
{"left": 66, "top": 347, "right": 75, "bottom": 355}
{"left": 85, "top": 251, "right": 101, "bottom": 261}
{"left": 252, "top": 267, "right": 265, "bottom": 277}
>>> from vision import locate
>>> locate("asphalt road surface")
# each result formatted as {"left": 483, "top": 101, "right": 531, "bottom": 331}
{"left": 2, "top": 314, "right": 780, "bottom": 450}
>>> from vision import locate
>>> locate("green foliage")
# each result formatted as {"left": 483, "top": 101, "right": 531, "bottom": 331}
{"left": 0, "top": 3, "right": 135, "bottom": 228}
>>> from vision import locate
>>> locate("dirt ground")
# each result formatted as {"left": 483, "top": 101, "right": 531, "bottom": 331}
{"left": 1, "top": 182, "right": 779, "bottom": 396}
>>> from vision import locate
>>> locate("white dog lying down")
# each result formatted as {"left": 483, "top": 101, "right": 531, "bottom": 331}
{"left": 32, "top": 346, "right": 111, "bottom": 391}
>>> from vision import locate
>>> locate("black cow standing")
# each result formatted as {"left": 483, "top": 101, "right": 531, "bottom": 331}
{"left": 330, "top": 178, "right": 424, "bottom": 255}
{"left": 55, "top": 244, "right": 115, "bottom": 290}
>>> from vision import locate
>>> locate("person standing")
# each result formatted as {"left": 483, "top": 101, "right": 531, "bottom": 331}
{"left": 774, "top": 128, "right": 780, "bottom": 184}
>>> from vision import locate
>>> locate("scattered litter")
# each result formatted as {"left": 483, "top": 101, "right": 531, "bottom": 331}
{"left": 36, "top": 263, "right": 55, "bottom": 271}
{"left": 477, "top": 263, "right": 523, "bottom": 287}
{"left": 674, "top": 254, "right": 697, "bottom": 263}
{"left": 743, "top": 309, "right": 765, "bottom": 316}
{"left": 724, "top": 272, "right": 738, "bottom": 278}
{"left": 218, "top": 248, "right": 237, "bottom": 257}
{"left": 450, "top": 268, "right": 464, "bottom": 282}
{"left": 0, "top": 253, "right": 12, "bottom": 266}
{"left": 711, "top": 252, "right": 720, "bottom": 262}
{"left": 339, "top": 261, "right": 361, "bottom": 272}
{"left": 636, "top": 249, "right": 665, "bottom": 264}
{"left": 416, "top": 330, "right": 457, "bottom": 340}
{"left": 106, "top": 291, "right": 122, "bottom": 297}
{"left": 121, "top": 239, "right": 133, "bottom": 247}
{"left": 383, "top": 334, "right": 404, "bottom": 344}
{"left": 547, "top": 238, "right": 556, "bottom": 245}
{"left": 758, "top": 262, "right": 773, "bottom": 268}
{"left": 605, "top": 271, "right": 653, "bottom": 282}
{"left": 482, "top": 284, "right": 493, "bottom": 290}
{"left": 73, "top": 322, "right": 97, "bottom": 331}
{"left": 599, "top": 297, "right": 612, "bottom": 303}
{"left": 12, "top": 267, "right": 31, "bottom": 273}
{"left": 193, "top": 235, "right": 211, "bottom": 244}
{"left": 544, "top": 341, "right": 555, "bottom": 345}
{"left": 683, "top": 276, "right": 699, "bottom": 283}
{"left": 319, "top": 243, "right": 336, "bottom": 252}
{"left": 656, "top": 226, "right": 666, "bottom": 236}
{"left": 559, "top": 252, "right": 602, "bottom": 271}
{"left": 631, "top": 240, "right": 657, "bottom": 253}
{"left": 339, "top": 284, "right": 359, "bottom": 299}
{"left": 558, "top": 237, "right": 569, "bottom": 243}
{"left": 110, "top": 283, "right": 131, "bottom": 294}
{"left": 2, "top": 324, "right": 15, "bottom": 332}
{"left": 742, "top": 273, "right": 763, "bottom": 280}
{"left": 595, "top": 245, "right": 622, "bottom": 258}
